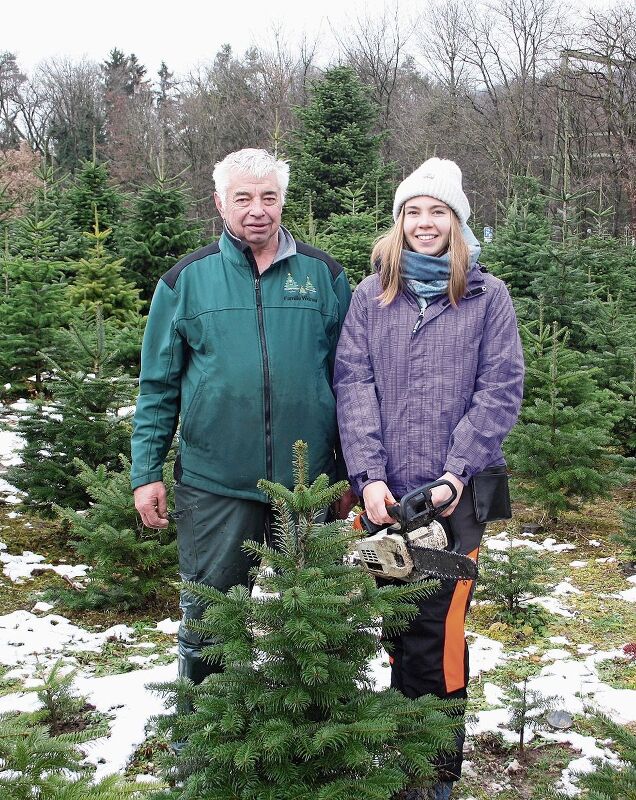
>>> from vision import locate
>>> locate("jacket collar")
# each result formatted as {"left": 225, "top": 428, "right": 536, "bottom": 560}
{"left": 220, "top": 224, "right": 297, "bottom": 267}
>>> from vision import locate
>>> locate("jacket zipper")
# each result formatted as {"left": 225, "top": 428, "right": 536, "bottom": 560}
{"left": 411, "top": 286, "right": 486, "bottom": 336}
{"left": 249, "top": 257, "right": 273, "bottom": 481}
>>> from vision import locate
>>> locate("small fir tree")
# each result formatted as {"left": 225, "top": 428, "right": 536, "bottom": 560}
{"left": 504, "top": 675, "right": 556, "bottom": 755}
{"left": 153, "top": 441, "right": 461, "bottom": 799}
{"left": 0, "top": 212, "right": 70, "bottom": 393}
{"left": 0, "top": 710, "right": 157, "bottom": 800}
{"left": 25, "top": 659, "right": 103, "bottom": 737}
{"left": 54, "top": 455, "right": 177, "bottom": 610}
{"left": 62, "top": 158, "right": 125, "bottom": 258}
{"left": 8, "top": 308, "right": 136, "bottom": 513}
{"left": 482, "top": 176, "right": 552, "bottom": 297}
{"left": 553, "top": 715, "right": 636, "bottom": 800}
{"left": 287, "top": 66, "right": 393, "bottom": 222}
{"left": 68, "top": 208, "right": 142, "bottom": 323}
{"left": 316, "top": 186, "right": 384, "bottom": 287}
{"left": 122, "top": 169, "right": 203, "bottom": 302}
{"left": 477, "top": 530, "right": 550, "bottom": 628}
{"left": 505, "top": 316, "right": 631, "bottom": 521}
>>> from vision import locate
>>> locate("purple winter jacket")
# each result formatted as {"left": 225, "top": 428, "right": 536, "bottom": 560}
{"left": 333, "top": 265, "right": 524, "bottom": 498}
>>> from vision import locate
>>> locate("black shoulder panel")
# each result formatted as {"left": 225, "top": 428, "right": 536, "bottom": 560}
{"left": 161, "top": 242, "right": 221, "bottom": 290}
{"left": 478, "top": 262, "right": 490, "bottom": 273}
{"left": 295, "top": 241, "right": 343, "bottom": 281}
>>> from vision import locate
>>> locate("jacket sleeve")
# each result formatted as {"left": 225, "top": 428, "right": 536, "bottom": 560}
{"left": 333, "top": 285, "right": 388, "bottom": 495}
{"left": 130, "top": 279, "right": 185, "bottom": 489}
{"left": 444, "top": 281, "right": 524, "bottom": 482}
{"left": 330, "top": 267, "right": 353, "bottom": 481}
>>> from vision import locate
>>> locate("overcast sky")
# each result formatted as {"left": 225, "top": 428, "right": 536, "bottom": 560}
{"left": 4, "top": 0, "right": 391, "bottom": 77}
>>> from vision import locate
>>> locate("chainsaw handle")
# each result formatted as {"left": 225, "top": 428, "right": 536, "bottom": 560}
{"left": 357, "top": 479, "right": 457, "bottom": 536}
{"left": 401, "top": 479, "right": 458, "bottom": 521}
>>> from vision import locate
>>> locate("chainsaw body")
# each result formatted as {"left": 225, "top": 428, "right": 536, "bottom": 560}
{"left": 354, "top": 481, "right": 478, "bottom": 583}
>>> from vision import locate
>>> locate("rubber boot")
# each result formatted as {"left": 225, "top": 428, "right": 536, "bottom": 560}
{"left": 431, "top": 782, "right": 454, "bottom": 800}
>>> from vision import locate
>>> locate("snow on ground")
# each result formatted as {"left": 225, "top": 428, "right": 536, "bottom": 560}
{"left": 75, "top": 663, "right": 176, "bottom": 779}
{"left": 0, "top": 609, "right": 135, "bottom": 673}
{"left": 0, "top": 545, "right": 89, "bottom": 583}
{"left": 484, "top": 529, "right": 577, "bottom": 553}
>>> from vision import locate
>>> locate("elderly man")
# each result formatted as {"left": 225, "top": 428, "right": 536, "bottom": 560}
{"left": 131, "top": 148, "right": 354, "bottom": 685}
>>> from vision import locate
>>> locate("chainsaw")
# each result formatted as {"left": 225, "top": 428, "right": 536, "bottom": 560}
{"left": 353, "top": 480, "right": 478, "bottom": 582}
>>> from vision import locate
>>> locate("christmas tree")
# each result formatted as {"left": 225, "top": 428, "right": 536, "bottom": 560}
{"left": 68, "top": 208, "right": 142, "bottom": 323}
{"left": 122, "top": 169, "right": 203, "bottom": 302}
{"left": 504, "top": 316, "right": 631, "bottom": 521}
{"left": 8, "top": 308, "right": 136, "bottom": 513}
{"left": 153, "top": 441, "right": 461, "bottom": 799}
{"left": 62, "top": 158, "right": 125, "bottom": 258}
{"left": 287, "top": 67, "right": 393, "bottom": 223}
{"left": 482, "top": 176, "right": 552, "bottom": 298}
{"left": 477, "top": 530, "right": 549, "bottom": 628}
{"left": 0, "top": 710, "right": 156, "bottom": 799}
{"left": 316, "top": 186, "right": 384, "bottom": 287}
{"left": 54, "top": 455, "right": 177, "bottom": 610}
{"left": 0, "top": 211, "right": 69, "bottom": 393}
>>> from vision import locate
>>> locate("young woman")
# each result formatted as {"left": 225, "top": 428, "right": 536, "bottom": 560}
{"left": 334, "top": 158, "right": 524, "bottom": 800}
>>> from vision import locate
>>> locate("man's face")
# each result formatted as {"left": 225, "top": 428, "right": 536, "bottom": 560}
{"left": 215, "top": 172, "right": 282, "bottom": 252}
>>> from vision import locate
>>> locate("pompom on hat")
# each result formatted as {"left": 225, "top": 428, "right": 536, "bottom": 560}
{"left": 392, "top": 157, "right": 470, "bottom": 224}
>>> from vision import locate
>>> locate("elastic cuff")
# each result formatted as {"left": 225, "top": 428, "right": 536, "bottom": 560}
{"left": 353, "top": 469, "right": 388, "bottom": 496}
{"left": 131, "top": 470, "right": 164, "bottom": 490}
{"left": 442, "top": 460, "right": 471, "bottom": 485}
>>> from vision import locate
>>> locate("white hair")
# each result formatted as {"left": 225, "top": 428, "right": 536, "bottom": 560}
{"left": 213, "top": 148, "right": 290, "bottom": 205}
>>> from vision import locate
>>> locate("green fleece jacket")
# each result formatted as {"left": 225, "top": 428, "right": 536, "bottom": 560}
{"left": 131, "top": 227, "right": 352, "bottom": 501}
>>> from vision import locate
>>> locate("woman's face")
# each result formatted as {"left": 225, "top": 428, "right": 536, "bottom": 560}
{"left": 403, "top": 195, "right": 452, "bottom": 257}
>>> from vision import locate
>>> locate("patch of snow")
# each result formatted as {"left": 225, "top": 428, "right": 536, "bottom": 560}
{"left": 0, "top": 610, "right": 135, "bottom": 670}
{"left": 569, "top": 561, "right": 587, "bottom": 568}
{"left": 30, "top": 601, "right": 54, "bottom": 613}
{"left": 0, "top": 430, "right": 25, "bottom": 465}
{"left": 1, "top": 549, "right": 88, "bottom": 584}
{"left": 617, "top": 587, "right": 636, "bottom": 602}
{"left": 542, "top": 538, "right": 577, "bottom": 553}
{"left": 528, "top": 595, "right": 575, "bottom": 617}
{"left": 588, "top": 540, "right": 601, "bottom": 547}
{"left": 541, "top": 649, "right": 572, "bottom": 661}
{"left": 549, "top": 636, "right": 571, "bottom": 645}
{"left": 466, "top": 632, "right": 508, "bottom": 674}
{"left": 127, "top": 654, "right": 159, "bottom": 666}
{"left": 595, "top": 557, "right": 616, "bottom": 564}
{"left": 552, "top": 581, "right": 583, "bottom": 596}
{"left": 483, "top": 682, "right": 506, "bottom": 706}
{"left": 156, "top": 618, "right": 180, "bottom": 635}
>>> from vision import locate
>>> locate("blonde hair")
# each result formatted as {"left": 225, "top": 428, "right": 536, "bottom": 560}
{"left": 373, "top": 207, "right": 470, "bottom": 306}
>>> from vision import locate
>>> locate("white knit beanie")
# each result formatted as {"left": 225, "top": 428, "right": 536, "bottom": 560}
{"left": 392, "top": 157, "right": 470, "bottom": 223}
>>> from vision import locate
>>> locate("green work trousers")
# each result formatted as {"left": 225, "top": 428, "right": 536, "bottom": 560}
{"left": 173, "top": 483, "right": 272, "bottom": 684}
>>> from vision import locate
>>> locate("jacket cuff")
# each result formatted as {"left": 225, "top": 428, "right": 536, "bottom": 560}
{"left": 131, "top": 470, "right": 164, "bottom": 490}
{"left": 442, "top": 458, "right": 471, "bottom": 485}
{"left": 353, "top": 469, "right": 388, "bottom": 496}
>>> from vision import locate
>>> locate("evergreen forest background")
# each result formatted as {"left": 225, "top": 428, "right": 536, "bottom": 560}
{"left": 1, "top": 2, "right": 636, "bottom": 796}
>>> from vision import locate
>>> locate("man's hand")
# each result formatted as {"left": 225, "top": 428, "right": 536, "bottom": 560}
{"left": 362, "top": 481, "right": 398, "bottom": 525}
{"left": 430, "top": 472, "right": 464, "bottom": 517}
{"left": 333, "top": 486, "right": 358, "bottom": 520}
{"left": 134, "top": 481, "right": 169, "bottom": 529}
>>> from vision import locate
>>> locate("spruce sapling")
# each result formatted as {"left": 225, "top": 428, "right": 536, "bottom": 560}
{"left": 478, "top": 530, "right": 550, "bottom": 629}
{"left": 54, "top": 455, "right": 177, "bottom": 610}
{"left": 152, "top": 441, "right": 462, "bottom": 800}
{"left": 504, "top": 676, "right": 557, "bottom": 756}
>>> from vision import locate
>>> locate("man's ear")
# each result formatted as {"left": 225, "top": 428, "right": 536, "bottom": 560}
{"left": 214, "top": 192, "right": 224, "bottom": 217}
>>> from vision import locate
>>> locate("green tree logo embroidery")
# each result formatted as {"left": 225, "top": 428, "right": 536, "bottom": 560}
{"left": 284, "top": 273, "right": 300, "bottom": 294}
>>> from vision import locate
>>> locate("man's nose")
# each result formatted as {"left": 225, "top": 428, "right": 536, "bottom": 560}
{"left": 248, "top": 200, "right": 265, "bottom": 216}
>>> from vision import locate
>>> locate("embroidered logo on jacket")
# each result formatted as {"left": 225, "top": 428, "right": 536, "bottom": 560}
{"left": 284, "top": 273, "right": 318, "bottom": 302}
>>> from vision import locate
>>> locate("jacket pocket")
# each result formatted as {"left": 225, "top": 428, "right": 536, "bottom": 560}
{"left": 181, "top": 373, "right": 208, "bottom": 445}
